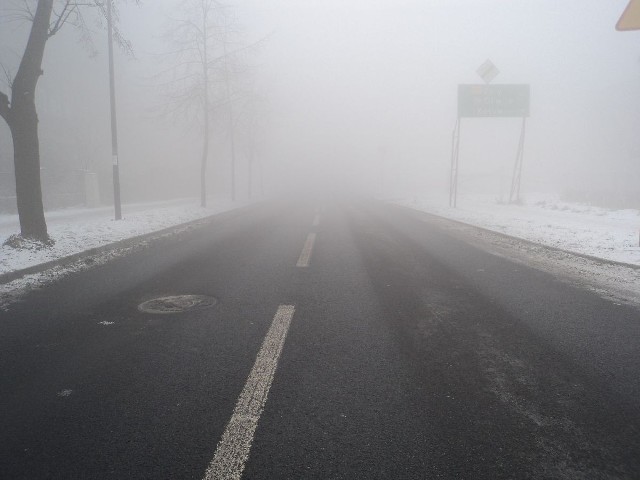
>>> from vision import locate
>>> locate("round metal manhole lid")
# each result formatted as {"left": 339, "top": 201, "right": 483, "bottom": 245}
{"left": 138, "top": 295, "right": 217, "bottom": 314}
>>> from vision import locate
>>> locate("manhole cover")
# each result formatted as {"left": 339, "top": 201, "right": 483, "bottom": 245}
{"left": 138, "top": 295, "right": 217, "bottom": 314}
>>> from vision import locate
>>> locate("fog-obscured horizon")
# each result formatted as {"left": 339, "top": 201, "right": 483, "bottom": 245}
{"left": 1, "top": 0, "right": 638, "bottom": 210}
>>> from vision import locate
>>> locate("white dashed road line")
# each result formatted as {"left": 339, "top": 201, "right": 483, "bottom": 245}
{"left": 203, "top": 305, "right": 296, "bottom": 480}
{"left": 296, "top": 233, "right": 316, "bottom": 267}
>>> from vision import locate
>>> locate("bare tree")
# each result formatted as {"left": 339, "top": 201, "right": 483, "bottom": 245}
{"left": 236, "top": 94, "right": 269, "bottom": 198}
{"left": 157, "top": 0, "right": 262, "bottom": 207}
{"left": 0, "top": 0, "right": 136, "bottom": 245}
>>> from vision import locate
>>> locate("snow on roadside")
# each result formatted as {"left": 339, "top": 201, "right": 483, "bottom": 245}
{"left": 394, "top": 193, "right": 640, "bottom": 267}
{"left": 0, "top": 198, "right": 237, "bottom": 275}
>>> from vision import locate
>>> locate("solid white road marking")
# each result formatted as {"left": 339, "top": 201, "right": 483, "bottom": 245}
{"left": 312, "top": 214, "right": 320, "bottom": 227}
{"left": 203, "top": 305, "right": 296, "bottom": 480}
{"left": 296, "top": 233, "right": 316, "bottom": 267}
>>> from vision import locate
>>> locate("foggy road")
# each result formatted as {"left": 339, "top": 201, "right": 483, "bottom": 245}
{"left": 1, "top": 200, "right": 639, "bottom": 479}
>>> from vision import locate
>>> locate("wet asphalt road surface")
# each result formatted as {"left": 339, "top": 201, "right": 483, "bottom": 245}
{"left": 1, "top": 199, "right": 639, "bottom": 479}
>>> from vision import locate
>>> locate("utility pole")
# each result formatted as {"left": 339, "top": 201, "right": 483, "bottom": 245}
{"left": 106, "top": 0, "right": 122, "bottom": 220}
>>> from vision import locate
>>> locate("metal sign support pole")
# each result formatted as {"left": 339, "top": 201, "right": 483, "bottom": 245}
{"left": 509, "top": 116, "right": 527, "bottom": 203}
{"left": 449, "top": 118, "right": 461, "bottom": 207}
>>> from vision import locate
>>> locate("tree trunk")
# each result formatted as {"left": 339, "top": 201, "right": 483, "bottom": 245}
{"left": 6, "top": 0, "right": 54, "bottom": 241}
{"left": 248, "top": 158, "right": 252, "bottom": 199}
{"left": 200, "top": 7, "right": 209, "bottom": 209}
{"left": 248, "top": 153, "right": 254, "bottom": 199}
{"left": 10, "top": 108, "right": 47, "bottom": 239}
{"left": 201, "top": 124, "right": 208, "bottom": 208}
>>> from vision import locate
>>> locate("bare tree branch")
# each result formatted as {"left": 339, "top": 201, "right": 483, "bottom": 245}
{"left": 0, "top": 64, "right": 14, "bottom": 90}
{"left": 22, "top": 0, "right": 35, "bottom": 22}
{"left": 49, "top": 0, "right": 74, "bottom": 36}
{"left": 0, "top": 89, "right": 10, "bottom": 125}
{"left": 1, "top": 1, "right": 139, "bottom": 54}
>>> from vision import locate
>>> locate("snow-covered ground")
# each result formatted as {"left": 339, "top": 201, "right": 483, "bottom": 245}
{"left": 0, "top": 198, "right": 238, "bottom": 275}
{"left": 394, "top": 193, "right": 640, "bottom": 267}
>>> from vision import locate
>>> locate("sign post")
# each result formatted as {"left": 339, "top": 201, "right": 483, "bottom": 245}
{"left": 449, "top": 119, "right": 461, "bottom": 207}
{"left": 450, "top": 77, "right": 530, "bottom": 206}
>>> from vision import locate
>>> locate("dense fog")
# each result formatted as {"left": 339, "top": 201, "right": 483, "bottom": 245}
{"left": 1, "top": 0, "right": 639, "bottom": 211}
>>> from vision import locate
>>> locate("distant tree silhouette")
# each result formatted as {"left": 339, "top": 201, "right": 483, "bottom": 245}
{"left": 158, "top": 0, "right": 263, "bottom": 207}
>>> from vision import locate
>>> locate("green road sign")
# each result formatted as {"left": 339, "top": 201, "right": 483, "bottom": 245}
{"left": 458, "top": 84, "right": 530, "bottom": 118}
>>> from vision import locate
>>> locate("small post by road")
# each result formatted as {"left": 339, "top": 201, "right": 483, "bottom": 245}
{"left": 509, "top": 116, "right": 527, "bottom": 204}
{"left": 449, "top": 118, "right": 461, "bottom": 207}
{"left": 106, "top": 0, "right": 122, "bottom": 220}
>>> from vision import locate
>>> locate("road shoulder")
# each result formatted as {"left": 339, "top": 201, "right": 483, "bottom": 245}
{"left": 390, "top": 203, "right": 640, "bottom": 307}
